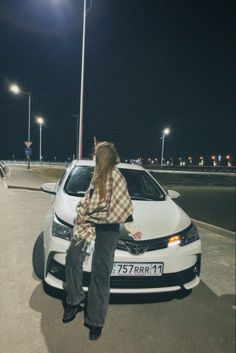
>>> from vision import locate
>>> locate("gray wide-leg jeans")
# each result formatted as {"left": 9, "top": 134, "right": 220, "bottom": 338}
{"left": 65, "top": 226, "right": 120, "bottom": 327}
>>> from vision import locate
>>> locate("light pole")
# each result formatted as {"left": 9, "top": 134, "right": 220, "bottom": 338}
{"left": 9, "top": 84, "right": 32, "bottom": 169}
{"left": 160, "top": 128, "right": 170, "bottom": 167}
{"left": 77, "top": 0, "right": 88, "bottom": 160}
{"left": 50, "top": 0, "right": 91, "bottom": 159}
{"left": 36, "top": 117, "right": 44, "bottom": 162}
{"left": 72, "top": 113, "right": 79, "bottom": 158}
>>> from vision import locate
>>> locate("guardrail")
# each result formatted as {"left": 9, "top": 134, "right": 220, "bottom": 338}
{"left": 143, "top": 164, "right": 236, "bottom": 174}
{"left": 2, "top": 160, "right": 236, "bottom": 173}
{"left": 2, "top": 160, "right": 68, "bottom": 167}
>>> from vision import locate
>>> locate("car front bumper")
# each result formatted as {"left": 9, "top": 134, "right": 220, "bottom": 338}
{"left": 44, "top": 236, "right": 201, "bottom": 294}
{"left": 45, "top": 254, "right": 201, "bottom": 293}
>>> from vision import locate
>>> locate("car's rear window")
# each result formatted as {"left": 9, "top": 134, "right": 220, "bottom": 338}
{"left": 64, "top": 166, "right": 165, "bottom": 201}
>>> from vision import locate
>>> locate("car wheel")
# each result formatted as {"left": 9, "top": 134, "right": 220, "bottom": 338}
{"left": 32, "top": 232, "right": 44, "bottom": 280}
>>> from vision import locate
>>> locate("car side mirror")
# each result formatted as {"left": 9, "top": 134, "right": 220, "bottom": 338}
{"left": 41, "top": 182, "right": 57, "bottom": 195}
{"left": 168, "top": 189, "right": 181, "bottom": 199}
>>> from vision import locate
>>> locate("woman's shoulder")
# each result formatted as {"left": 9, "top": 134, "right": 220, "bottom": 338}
{"left": 112, "top": 167, "right": 126, "bottom": 184}
{"left": 112, "top": 167, "right": 122, "bottom": 178}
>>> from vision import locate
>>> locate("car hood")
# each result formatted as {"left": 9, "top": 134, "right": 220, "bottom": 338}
{"left": 55, "top": 192, "right": 191, "bottom": 240}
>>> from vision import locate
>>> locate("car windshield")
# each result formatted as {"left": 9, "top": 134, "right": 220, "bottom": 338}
{"left": 64, "top": 166, "right": 165, "bottom": 201}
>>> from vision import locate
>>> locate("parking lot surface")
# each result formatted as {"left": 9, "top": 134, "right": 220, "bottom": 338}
{"left": 0, "top": 166, "right": 235, "bottom": 353}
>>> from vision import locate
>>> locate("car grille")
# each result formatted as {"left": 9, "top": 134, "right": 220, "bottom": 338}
{"left": 116, "top": 236, "right": 170, "bottom": 254}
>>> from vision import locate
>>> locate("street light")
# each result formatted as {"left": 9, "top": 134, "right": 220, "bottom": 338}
{"left": 36, "top": 116, "right": 44, "bottom": 162}
{"left": 9, "top": 83, "right": 32, "bottom": 169}
{"left": 160, "top": 128, "right": 170, "bottom": 167}
{"left": 9, "top": 84, "right": 20, "bottom": 94}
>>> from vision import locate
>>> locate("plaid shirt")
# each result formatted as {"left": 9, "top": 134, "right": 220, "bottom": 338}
{"left": 73, "top": 167, "right": 133, "bottom": 244}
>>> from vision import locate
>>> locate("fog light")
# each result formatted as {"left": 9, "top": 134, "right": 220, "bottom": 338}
{"left": 49, "top": 259, "right": 65, "bottom": 281}
{"left": 168, "top": 235, "right": 181, "bottom": 247}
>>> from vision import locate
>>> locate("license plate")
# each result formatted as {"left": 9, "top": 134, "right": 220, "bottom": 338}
{"left": 111, "top": 263, "right": 164, "bottom": 276}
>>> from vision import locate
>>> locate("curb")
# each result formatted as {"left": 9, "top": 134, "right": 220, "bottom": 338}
{"left": 7, "top": 185, "right": 41, "bottom": 192}
{"left": 192, "top": 218, "right": 235, "bottom": 237}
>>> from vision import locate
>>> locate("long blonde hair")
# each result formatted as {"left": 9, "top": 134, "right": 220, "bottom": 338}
{"left": 93, "top": 142, "right": 120, "bottom": 199}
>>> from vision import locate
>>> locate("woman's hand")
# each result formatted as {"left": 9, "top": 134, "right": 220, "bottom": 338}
{"left": 129, "top": 231, "right": 142, "bottom": 241}
{"left": 124, "top": 222, "right": 143, "bottom": 241}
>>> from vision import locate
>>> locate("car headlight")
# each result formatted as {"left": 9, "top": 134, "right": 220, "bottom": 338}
{"left": 52, "top": 215, "right": 73, "bottom": 240}
{"left": 168, "top": 235, "right": 182, "bottom": 247}
{"left": 180, "top": 223, "right": 199, "bottom": 246}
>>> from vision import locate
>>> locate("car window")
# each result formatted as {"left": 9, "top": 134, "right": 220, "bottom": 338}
{"left": 64, "top": 166, "right": 165, "bottom": 201}
{"left": 120, "top": 169, "right": 165, "bottom": 201}
{"left": 64, "top": 166, "right": 94, "bottom": 196}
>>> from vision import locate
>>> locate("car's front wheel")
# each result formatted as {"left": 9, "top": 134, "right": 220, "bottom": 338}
{"left": 32, "top": 232, "right": 44, "bottom": 280}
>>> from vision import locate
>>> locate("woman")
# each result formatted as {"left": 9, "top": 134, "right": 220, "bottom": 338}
{"left": 63, "top": 142, "right": 142, "bottom": 340}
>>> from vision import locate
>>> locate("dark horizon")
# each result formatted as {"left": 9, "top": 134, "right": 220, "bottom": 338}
{"left": 0, "top": 0, "right": 235, "bottom": 163}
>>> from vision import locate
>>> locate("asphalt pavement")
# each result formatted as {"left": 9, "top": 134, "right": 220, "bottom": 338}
{"left": 150, "top": 171, "right": 236, "bottom": 232}
{"left": 169, "top": 185, "right": 235, "bottom": 232}
{"left": 0, "top": 166, "right": 235, "bottom": 353}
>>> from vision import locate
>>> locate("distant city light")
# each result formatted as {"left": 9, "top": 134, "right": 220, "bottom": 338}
{"left": 199, "top": 156, "right": 204, "bottom": 166}
{"left": 211, "top": 155, "right": 217, "bottom": 165}
{"left": 125, "top": 154, "right": 234, "bottom": 167}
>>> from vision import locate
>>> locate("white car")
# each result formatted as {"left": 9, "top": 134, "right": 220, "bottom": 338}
{"left": 33, "top": 160, "right": 201, "bottom": 295}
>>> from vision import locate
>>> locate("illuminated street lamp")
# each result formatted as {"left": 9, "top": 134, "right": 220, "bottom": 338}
{"left": 160, "top": 128, "right": 170, "bottom": 167}
{"left": 9, "top": 83, "right": 32, "bottom": 169}
{"left": 9, "top": 84, "right": 20, "bottom": 94}
{"left": 36, "top": 116, "right": 44, "bottom": 162}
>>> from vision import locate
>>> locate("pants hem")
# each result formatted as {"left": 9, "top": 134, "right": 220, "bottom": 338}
{"left": 66, "top": 295, "right": 85, "bottom": 306}
{"left": 85, "top": 318, "right": 104, "bottom": 328}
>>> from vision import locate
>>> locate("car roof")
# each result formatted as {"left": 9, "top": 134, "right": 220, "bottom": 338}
{"left": 73, "top": 159, "right": 145, "bottom": 171}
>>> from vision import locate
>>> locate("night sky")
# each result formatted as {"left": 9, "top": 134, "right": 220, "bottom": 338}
{"left": 0, "top": 0, "right": 235, "bottom": 163}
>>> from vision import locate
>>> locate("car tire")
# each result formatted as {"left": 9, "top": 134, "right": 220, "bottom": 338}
{"left": 32, "top": 232, "right": 44, "bottom": 280}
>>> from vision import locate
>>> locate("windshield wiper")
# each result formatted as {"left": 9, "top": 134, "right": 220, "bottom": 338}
{"left": 77, "top": 191, "right": 85, "bottom": 197}
{"left": 131, "top": 193, "right": 165, "bottom": 201}
{"left": 66, "top": 191, "right": 85, "bottom": 197}
{"left": 131, "top": 196, "right": 154, "bottom": 201}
